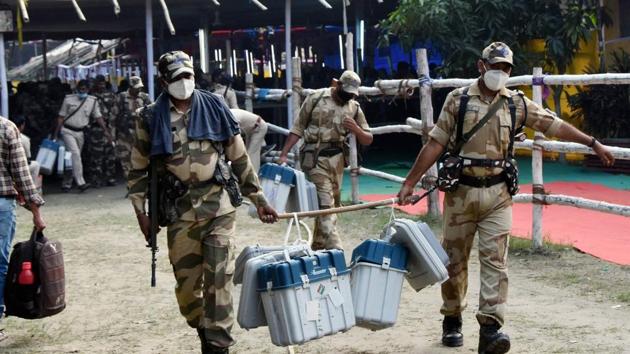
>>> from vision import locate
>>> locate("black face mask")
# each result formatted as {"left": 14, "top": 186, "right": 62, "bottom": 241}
{"left": 337, "top": 88, "right": 354, "bottom": 103}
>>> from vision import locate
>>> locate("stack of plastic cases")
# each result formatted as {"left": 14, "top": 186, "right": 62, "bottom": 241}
{"left": 234, "top": 245, "right": 285, "bottom": 285}
{"left": 350, "top": 239, "right": 408, "bottom": 330}
{"left": 383, "top": 218, "right": 449, "bottom": 292}
{"left": 236, "top": 245, "right": 310, "bottom": 329}
{"left": 286, "top": 169, "right": 319, "bottom": 213}
{"left": 250, "top": 163, "right": 296, "bottom": 217}
{"left": 257, "top": 250, "right": 355, "bottom": 346}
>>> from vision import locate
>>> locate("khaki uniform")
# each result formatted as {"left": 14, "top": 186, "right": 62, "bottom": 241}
{"left": 86, "top": 91, "right": 117, "bottom": 185}
{"left": 290, "top": 88, "right": 370, "bottom": 250}
{"left": 230, "top": 109, "right": 267, "bottom": 172}
{"left": 127, "top": 100, "right": 267, "bottom": 346}
{"left": 211, "top": 84, "right": 239, "bottom": 109}
{"left": 116, "top": 91, "right": 152, "bottom": 178}
{"left": 430, "top": 80, "right": 563, "bottom": 326}
{"left": 58, "top": 94, "right": 102, "bottom": 188}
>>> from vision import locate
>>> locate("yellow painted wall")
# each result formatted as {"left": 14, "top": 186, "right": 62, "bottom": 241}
{"left": 515, "top": 34, "right": 600, "bottom": 161}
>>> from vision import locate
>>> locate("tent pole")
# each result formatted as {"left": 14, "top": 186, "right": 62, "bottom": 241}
{"left": 146, "top": 0, "right": 155, "bottom": 100}
{"left": 0, "top": 33, "right": 8, "bottom": 118}
{"left": 285, "top": 0, "right": 293, "bottom": 128}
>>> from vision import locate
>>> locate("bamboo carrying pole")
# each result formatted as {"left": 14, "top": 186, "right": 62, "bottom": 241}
{"left": 277, "top": 192, "right": 429, "bottom": 219}
{"left": 531, "top": 67, "right": 545, "bottom": 249}
{"left": 416, "top": 49, "right": 440, "bottom": 217}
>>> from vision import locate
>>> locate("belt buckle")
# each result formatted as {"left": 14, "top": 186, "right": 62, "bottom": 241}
{"left": 478, "top": 176, "right": 491, "bottom": 187}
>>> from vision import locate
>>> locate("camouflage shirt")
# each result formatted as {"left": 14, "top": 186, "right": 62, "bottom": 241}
{"left": 429, "top": 79, "right": 564, "bottom": 176}
{"left": 93, "top": 91, "right": 118, "bottom": 126}
{"left": 127, "top": 100, "right": 267, "bottom": 221}
{"left": 290, "top": 88, "right": 370, "bottom": 144}
{"left": 116, "top": 91, "right": 152, "bottom": 138}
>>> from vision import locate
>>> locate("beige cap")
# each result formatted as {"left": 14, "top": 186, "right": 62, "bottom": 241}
{"left": 129, "top": 76, "right": 144, "bottom": 89}
{"left": 482, "top": 42, "right": 514, "bottom": 66}
{"left": 338, "top": 70, "right": 361, "bottom": 96}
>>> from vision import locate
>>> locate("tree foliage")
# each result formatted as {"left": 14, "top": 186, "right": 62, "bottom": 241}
{"left": 568, "top": 50, "right": 630, "bottom": 139}
{"left": 378, "top": 0, "right": 607, "bottom": 78}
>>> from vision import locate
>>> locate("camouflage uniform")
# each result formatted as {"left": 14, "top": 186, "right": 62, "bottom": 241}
{"left": 115, "top": 90, "right": 151, "bottom": 178}
{"left": 290, "top": 87, "right": 370, "bottom": 250}
{"left": 127, "top": 100, "right": 267, "bottom": 347}
{"left": 430, "top": 80, "right": 563, "bottom": 326}
{"left": 87, "top": 91, "right": 117, "bottom": 186}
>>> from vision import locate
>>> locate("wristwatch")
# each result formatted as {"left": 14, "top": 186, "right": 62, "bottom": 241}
{"left": 587, "top": 136, "right": 597, "bottom": 148}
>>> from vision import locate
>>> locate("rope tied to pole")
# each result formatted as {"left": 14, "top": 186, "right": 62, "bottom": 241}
{"left": 532, "top": 76, "right": 546, "bottom": 86}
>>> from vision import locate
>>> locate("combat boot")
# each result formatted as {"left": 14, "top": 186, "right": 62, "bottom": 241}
{"left": 442, "top": 315, "right": 464, "bottom": 347}
{"left": 197, "top": 329, "right": 229, "bottom": 354}
{"left": 478, "top": 319, "right": 510, "bottom": 354}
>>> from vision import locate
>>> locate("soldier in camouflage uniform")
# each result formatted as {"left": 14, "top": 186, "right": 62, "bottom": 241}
{"left": 398, "top": 42, "right": 615, "bottom": 354}
{"left": 127, "top": 51, "right": 277, "bottom": 354}
{"left": 279, "top": 71, "right": 373, "bottom": 250}
{"left": 87, "top": 75, "right": 117, "bottom": 187}
{"left": 115, "top": 76, "right": 152, "bottom": 179}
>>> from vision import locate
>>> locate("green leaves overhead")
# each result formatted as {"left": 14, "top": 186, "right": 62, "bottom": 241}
{"left": 379, "top": 0, "right": 604, "bottom": 77}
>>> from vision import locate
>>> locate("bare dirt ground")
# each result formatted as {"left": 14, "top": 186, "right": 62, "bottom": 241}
{"left": 1, "top": 185, "right": 629, "bottom": 354}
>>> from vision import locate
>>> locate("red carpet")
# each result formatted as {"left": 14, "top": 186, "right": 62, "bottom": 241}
{"left": 361, "top": 182, "right": 630, "bottom": 265}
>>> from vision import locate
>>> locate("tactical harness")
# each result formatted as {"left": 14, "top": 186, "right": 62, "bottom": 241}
{"left": 436, "top": 88, "right": 526, "bottom": 195}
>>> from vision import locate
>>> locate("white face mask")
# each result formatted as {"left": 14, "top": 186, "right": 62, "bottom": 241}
{"left": 168, "top": 77, "right": 195, "bottom": 100}
{"left": 482, "top": 65, "right": 509, "bottom": 91}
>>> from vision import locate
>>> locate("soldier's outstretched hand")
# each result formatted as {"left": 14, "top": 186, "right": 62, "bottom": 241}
{"left": 593, "top": 142, "right": 615, "bottom": 167}
{"left": 257, "top": 205, "right": 279, "bottom": 224}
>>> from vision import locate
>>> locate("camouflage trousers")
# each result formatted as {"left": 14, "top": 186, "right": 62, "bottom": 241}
{"left": 305, "top": 153, "right": 345, "bottom": 250}
{"left": 167, "top": 212, "right": 237, "bottom": 348}
{"left": 86, "top": 127, "right": 116, "bottom": 185}
{"left": 440, "top": 182, "right": 512, "bottom": 326}
{"left": 116, "top": 134, "right": 133, "bottom": 179}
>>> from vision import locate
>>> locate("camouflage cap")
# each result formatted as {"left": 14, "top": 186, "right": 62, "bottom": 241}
{"left": 158, "top": 51, "right": 195, "bottom": 82}
{"left": 129, "top": 76, "right": 144, "bottom": 89}
{"left": 338, "top": 70, "right": 361, "bottom": 96}
{"left": 482, "top": 42, "right": 514, "bottom": 66}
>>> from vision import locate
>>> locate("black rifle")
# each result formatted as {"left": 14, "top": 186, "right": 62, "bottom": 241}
{"left": 148, "top": 158, "right": 159, "bottom": 287}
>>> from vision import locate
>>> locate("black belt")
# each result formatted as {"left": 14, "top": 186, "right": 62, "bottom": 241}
{"left": 459, "top": 174, "right": 505, "bottom": 188}
{"left": 64, "top": 124, "right": 87, "bottom": 132}
{"left": 319, "top": 147, "right": 343, "bottom": 157}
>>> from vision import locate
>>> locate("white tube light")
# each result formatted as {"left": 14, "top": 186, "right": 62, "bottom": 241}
{"left": 71, "top": 0, "right": 87, "bottom": 21}
{"left": 159, "top": 0, "right": 176, "bottom": 35}
{"left": 232, "top": 49, "right": 237, "bottom": 76}
{"left": 249, "top": 51, "right": 255, "bottom": 74}
{"left": 251, "top": 0, "right": 268, "bottom": 11}
{"left": 360, "top": 20, "right": 365, "bottom": 61}
{"left": 338, "top": 35, "right": 345, "bottom": 69}
{"left": 317, "top": 0, "right": 332, "bottom": 9}
{"left": 245, "top": 50, "right": 251, "bottom": 74}
{"left": 271, "top": 44, "right": 277, "bottom": 74}
{"left": 198, "top": 29, "right": 207, "bottom": 73}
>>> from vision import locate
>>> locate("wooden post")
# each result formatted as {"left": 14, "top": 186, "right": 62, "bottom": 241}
{"left": 289, "top": 57, "right": 302, "bottom": 169}
{"left": 532, "top": 67, "right": 545, "bottom": 249}
{"left": 245, "top": 73, "right": 254, "bottom": 112}
{"left": 416, "top": 49, "right": 440, "bottom": 217}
